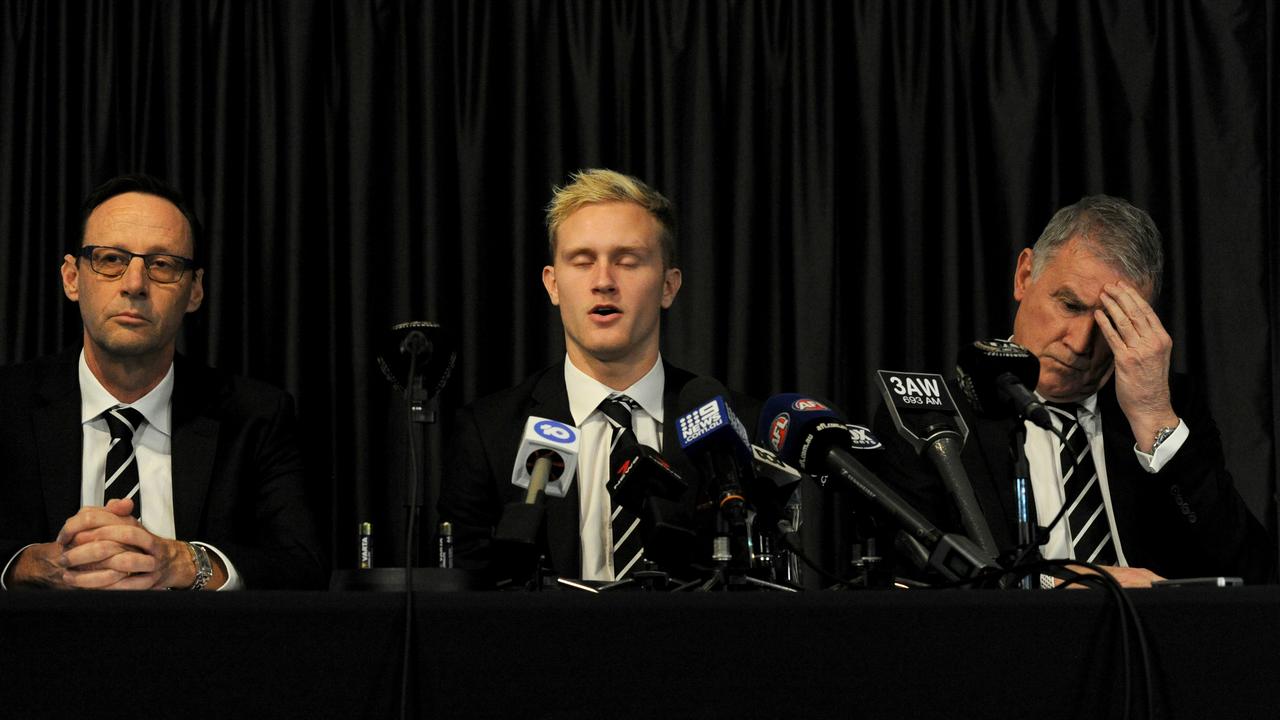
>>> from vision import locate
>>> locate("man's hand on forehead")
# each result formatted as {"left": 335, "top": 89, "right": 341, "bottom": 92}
{"left": 1095, "top": 281, "right": 1178, "bottom": 448}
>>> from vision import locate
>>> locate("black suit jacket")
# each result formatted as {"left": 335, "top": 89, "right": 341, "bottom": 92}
{"left": 438, "top": 360, "right": 759, "bottom": 580}
{"left": 872, "top": 374, "right": 1276, "bottom": 583}
{"left": 0, "top": 351, "right": 326, "bottom": 589}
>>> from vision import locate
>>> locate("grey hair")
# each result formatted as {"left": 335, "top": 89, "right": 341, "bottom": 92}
{"left": 1030, "top": 195, "right": 1164, "bottom": 300}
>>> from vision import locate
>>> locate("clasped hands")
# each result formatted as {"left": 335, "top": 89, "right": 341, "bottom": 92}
{"left": 9, "top": 498, "right": 196, "bottom": 590}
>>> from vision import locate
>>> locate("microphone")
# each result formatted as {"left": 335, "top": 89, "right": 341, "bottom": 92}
{"left": 874, "top": 370, "right": 1000, "bottom": 558}
{"left": 494, "top": 417, "right": 581, "bottom": 547}
{"left": 955, "top": 339, "right": 1053, "bottom": 430}
{"left": 758, "top": 393, "right": 998, "bottom": 582}
{"left": 675, "top": 393, "right": 754, "bottom": 528}
{"left": 608, "top": 442, "right": 687, "bottom": 515}
{"left": 376, "top": 321, "right": 456, "bottom": 400}
{"left": 509, "top": 417, "right": 580, "bottom": 498}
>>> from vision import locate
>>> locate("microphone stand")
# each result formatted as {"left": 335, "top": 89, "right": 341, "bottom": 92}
{"left": 493, "top": 455, "right": 556, "bottom": 591}
{"left": 1011, "top": 424, "right": 1039, "bottom": 589}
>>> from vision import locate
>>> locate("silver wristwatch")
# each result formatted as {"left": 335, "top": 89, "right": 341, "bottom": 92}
{"left": 187, "top": 542, "right": 213, "bottom": 591}
{"left": 1151, "top": 425, "right": 1178, "bottom": 454}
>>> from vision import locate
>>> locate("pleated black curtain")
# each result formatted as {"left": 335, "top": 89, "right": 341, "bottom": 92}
{"left": 1, "top": 0, "right": 1275, "bottom": 571}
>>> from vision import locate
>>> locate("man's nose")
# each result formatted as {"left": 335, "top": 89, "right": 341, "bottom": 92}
{"left": 590, "top": 261, "right": 616, "bottom": 292}
{"left": 119, "top": 257, "right": 150, "bottom": 295}
{"left": 1064, "top": 313, "right": 1097, "bottom": 355}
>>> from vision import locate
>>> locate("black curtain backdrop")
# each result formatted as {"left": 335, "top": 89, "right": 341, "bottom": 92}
{"left": 1, "top": 1, "right": 1276, "bottom": 574}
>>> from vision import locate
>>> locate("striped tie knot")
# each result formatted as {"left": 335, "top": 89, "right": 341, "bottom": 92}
{"left": 599, "top": 395, "right": 638, "bottom": 431}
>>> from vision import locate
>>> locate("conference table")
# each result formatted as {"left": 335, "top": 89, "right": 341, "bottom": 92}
{"left": 1, "top": 585, "right": 1275, "bottom": 719}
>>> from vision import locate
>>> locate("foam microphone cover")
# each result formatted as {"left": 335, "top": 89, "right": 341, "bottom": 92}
{"left": 955, "top": 339, "right": 1041, "bottom": 418}
{"left": 756, "top": 394, "right": 849, "bottom": 473}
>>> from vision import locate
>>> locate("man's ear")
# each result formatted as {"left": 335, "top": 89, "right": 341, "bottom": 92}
{"left": 60, "top": 254, "right": 80, "bottom": 302}
{"left": 186, "top": 268, "right": 205, "bottom": 313}
{"left": 660, "top": 267, "right": 682, "bottom": 309}
{"left": 1013, "top": 248, "right": 1034, "bottom": 302}
{"left": 542, "top": 265, "right": 559, "bottom": 306}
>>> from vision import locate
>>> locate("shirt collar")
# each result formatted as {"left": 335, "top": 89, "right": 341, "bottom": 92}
{"left": 78, "top": 350, "right": 175, "bottom": 436}
{"left": 1033, "top": 388, "right": 1099, "bottom": 417}
{"left": 564, "top": 354, "right": 666, "bottom": 426}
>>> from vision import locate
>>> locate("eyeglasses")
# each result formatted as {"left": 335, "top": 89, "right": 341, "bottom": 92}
{"left": 78, "top": 245, "right": 197, "bottom": 284}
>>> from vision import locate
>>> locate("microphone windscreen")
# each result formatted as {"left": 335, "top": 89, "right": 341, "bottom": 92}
{"left": 955, "top": 339, "right": 1041, "bottom": 417}
{"left": 757, "top": 394, "right": 846, "bottom": 470}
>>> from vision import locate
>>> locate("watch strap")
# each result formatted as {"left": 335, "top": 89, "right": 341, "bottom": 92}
{"left": 187, "top": 542, "right": 213, "bottom": 591}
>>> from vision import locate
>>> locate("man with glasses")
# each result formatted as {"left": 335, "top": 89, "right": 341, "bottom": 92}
{"left": 0, "top": 174, "right": 324, "bottom": 590}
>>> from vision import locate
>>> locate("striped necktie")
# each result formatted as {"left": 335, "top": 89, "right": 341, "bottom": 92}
{"left": 1047, "top": 403, "right": 1116, "bottom": 565}
{"left": 103, "top": 405, "right": 147, "bottom": 518}
{"left": 598, "top": 395, "right": 645, "bottom": 579}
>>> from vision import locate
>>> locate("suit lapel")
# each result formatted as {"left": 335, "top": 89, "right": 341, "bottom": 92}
{"left": 964, "top": 409, "right": 1023, "bottom": 551}
{"left": 34, "top": 357, "right": 84, "bottom": 532}
{"left": 170, "top": 357, "right": 219, "bottom": 539}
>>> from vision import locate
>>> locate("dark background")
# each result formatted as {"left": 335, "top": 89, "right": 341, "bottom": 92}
{"left": 1, "top": 1, "right": 1276, "bottom": 573}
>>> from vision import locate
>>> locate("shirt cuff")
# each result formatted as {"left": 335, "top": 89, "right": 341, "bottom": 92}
{"left": 1133, "top": 419, "right": 1189, "bottom": 473}
{"left": 0, "top": 544, "right": 38, "bottom": 590}
{"left": 192, "top": 542, "right": 243, "bottom": 591}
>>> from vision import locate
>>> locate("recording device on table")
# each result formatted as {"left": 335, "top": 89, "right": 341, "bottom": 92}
{"left": 759, "top": 393, "right": 1000, "bottom": 584}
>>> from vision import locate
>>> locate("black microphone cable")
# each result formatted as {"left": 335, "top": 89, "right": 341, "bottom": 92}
{"left": 399, "top": 340, "right": 423, "bottom": 720}
{"left": 938, "top": 556, "right": 1154, "bottom": 720}
{"left": 1050, "top": 558, "right": 1154, "bottom": 720}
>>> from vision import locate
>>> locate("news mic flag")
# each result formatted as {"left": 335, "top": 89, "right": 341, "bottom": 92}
{"left": 510, "top": 417, "right": 580, "bottom": 498}
{"left": 874, "top": 371, "right": 998, "bottom": 558}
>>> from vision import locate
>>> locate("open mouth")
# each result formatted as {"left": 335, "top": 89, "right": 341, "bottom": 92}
{"left": 590, "top": 305, "right": 621, "bottom": 317}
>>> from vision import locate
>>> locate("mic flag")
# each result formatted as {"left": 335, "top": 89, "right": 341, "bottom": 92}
{"left": 874, "top": 370, "right": 968, "bottom": 453}
{"left": 676, "top": 394, "right": 753, "bottom": 526}
{"left": 749, "top": 444, "right": 802, "bottom": 488}
{"left": 874, "top": 370, "right": 999, "bottom": 558}
{"left": 676, "top": 395, "right": 753, "bottom": 463}
{"left": 510, "top": 417, "right": 580, "bottom": 498}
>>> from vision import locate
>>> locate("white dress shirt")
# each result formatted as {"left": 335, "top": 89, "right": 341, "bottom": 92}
{"left": 564, "top": 355, "right": 666, "bottom": 581}
{"left": 1025, "top": 390, "right": 1189, "bottom": 566}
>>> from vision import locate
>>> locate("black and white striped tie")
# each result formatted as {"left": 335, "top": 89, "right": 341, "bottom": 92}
{"left": 103, "top": 405, "right": 146, "bottom": 518}
{"left": 1048, "top": 403, "right": 1116, "bottom": 565}
{"left": 599, "top": 395, "right": 645, "bottom": 579}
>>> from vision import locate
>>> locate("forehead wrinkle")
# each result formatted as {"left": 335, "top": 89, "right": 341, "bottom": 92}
{"left": 87, "top": 203, "right": 191, "bottom": 255}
